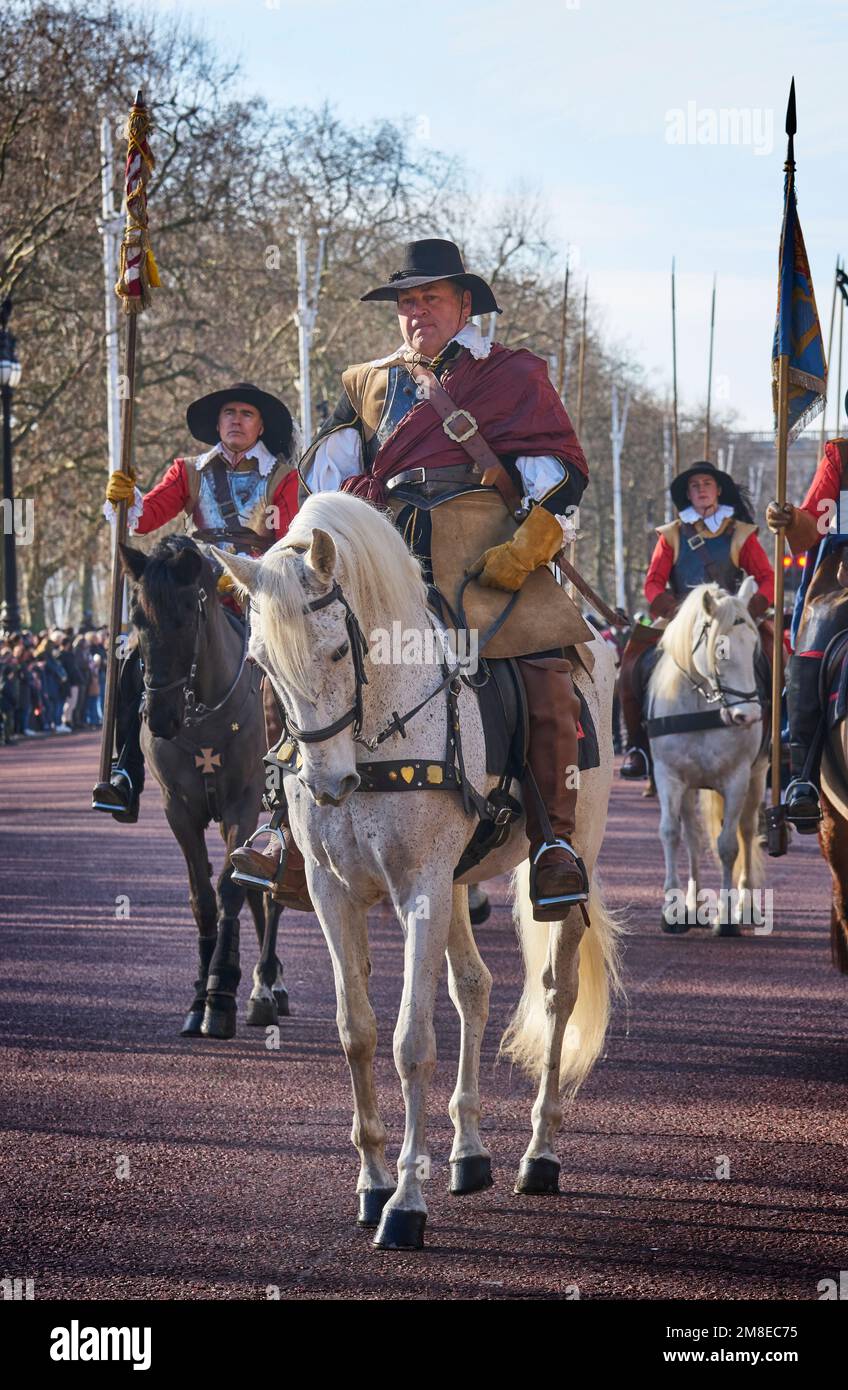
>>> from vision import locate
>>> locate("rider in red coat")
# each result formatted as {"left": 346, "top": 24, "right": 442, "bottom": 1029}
{"left": 93, "top": 383, "right": 298, "bottom": 822}
{"left": 619, "top": 462, "right": 774, "bottom": 779}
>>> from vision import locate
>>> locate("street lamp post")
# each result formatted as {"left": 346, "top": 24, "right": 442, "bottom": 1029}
{"left": 0, "top": 298, "right": 23, "bottom": 638}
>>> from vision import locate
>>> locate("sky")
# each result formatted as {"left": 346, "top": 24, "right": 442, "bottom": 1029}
{"left": 152, "top": 0, "right": 848, "bottom": 433}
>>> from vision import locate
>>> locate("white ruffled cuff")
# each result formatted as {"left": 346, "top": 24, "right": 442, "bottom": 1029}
{"left": 103, "top": 485, "right": 144, "bottom": 531}
{"left": 556, "top": 512, "right": 579, "bottom": 546}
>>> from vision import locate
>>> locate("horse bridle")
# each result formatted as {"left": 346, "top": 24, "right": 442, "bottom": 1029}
{"left": 273, "top": 579, "right": 463, "bottom": 755}
{"left": 279, "top": 581, "right": 370, "bottom": 745}
{"left": 141, "top": 585, "right": 251, "bottom": 729}
{"left": 674, "top": 613, "right": 760, "bottom": 714}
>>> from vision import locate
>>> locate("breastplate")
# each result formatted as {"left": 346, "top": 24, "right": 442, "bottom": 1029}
{"left": 671, "top": 522, "right": 742, "bottom": 596}
{"left": 365, "top": 364, "right": 419, "bottom": 466}
{"left": 187, "top": 456, "right": 273, "bottom": 546}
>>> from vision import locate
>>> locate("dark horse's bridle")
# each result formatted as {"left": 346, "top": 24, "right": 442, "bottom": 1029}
{"left": 141, "top": 585, "right": 251, "bottom": 730}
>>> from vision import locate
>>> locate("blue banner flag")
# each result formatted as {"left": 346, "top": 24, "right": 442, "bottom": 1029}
{"left": 772, "top": 169, "right": 826, "bottom": 440}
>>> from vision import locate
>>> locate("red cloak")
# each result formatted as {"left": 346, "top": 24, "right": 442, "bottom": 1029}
{"left": 340, "top": 344, "right": 587, "bottom": 504}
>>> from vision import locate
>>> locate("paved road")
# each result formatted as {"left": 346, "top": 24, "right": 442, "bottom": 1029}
{"left": 1, "top": 732, "right": 846, "bottom": 1301}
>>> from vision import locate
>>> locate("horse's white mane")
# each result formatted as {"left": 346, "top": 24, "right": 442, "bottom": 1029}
{"left": 259, "top": 491, "right": 430, "bottom": 699}
{"left": 652, "top": 583, "right": 756, "bottom": 702}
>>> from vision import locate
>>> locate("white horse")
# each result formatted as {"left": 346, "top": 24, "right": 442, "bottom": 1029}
{"left": 215, "top": 491, "right": 623, "bottom": 1250}
{"left": 646, "top": 579, "right": 768, "bottom": 936}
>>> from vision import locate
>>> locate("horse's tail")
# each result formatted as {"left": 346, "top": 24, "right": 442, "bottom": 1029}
{"left": 500, "top": 861, "right": 625, "bottom": 1096}
{"left": 819, "top": 801, "right": 848, "bottom": 974}
{"left": 700, "top": 787, "right": 764, "bottom": 886}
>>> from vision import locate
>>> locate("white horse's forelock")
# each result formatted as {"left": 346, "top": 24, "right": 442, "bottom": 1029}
{"left": 652, "top": 583, "right": 756, "bottom": 702}
{"left": 258, "top": 491, "right": 430, "bottom": 699}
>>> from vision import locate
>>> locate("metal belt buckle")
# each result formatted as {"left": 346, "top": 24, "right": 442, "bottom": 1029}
{"left": 442, "top": 409, "right": 478, "bottom": 444}
{"left": 687, "top": 533, "right": 705, "bottom": 550}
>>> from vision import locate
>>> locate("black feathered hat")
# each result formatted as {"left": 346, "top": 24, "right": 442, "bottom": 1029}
{"left": 670, "top": 461, "right": 754, "bottom": 524}
{"left": 186, "top": 383, "right": 294, "bottom": 457}
{"left": 361, "top": 239, "right": 501, "bottom": 316}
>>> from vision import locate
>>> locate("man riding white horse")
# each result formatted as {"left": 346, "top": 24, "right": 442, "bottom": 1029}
{"left": 619, "top": 461, "right": 774, "bottom": 780}
{"left": 93, "top": 383, "right": 299, "bottom": 826}
{"left": 235, "top": 238, "right": 593, "bottom": 922}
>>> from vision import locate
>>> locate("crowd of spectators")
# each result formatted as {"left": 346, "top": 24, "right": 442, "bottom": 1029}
{"left": 1, "top": 624, "right": 108, "bottom": 745}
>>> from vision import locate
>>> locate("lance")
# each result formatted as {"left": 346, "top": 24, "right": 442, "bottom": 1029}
{"left": 671, "top": 256, "right": 680, "bottom": 473}
{"left": 768, "top": 80, "right": 796, "bottom": 852}
{"left": 704, "top": 274, "right": 716, "bottom": 459}
{"left": 555, "top": 545, "right": 629, "bottom": 629}
{"left": 93, "top": 90, "right": 159, "bottom": 807}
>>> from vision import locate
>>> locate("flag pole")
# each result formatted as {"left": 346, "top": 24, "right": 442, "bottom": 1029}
{"left": 94, "top": 90, "right": 158, "bottom": 803}
{"left": 704, "top": 274, "right": 716, "bottom": 459}
{"left": 671, "top": 257, "right": 680, "bottom": 473}
{"left": 770, "top": 348, "right": 790, "bottom": 824}
{"left": 820, "top": 257, "right": 839, "bottom": 454}
{"left": 837, "top": 268, "right": 845, "bottom": 437}
{"left": 767, "top": 79, "right": 796, "bottom": 854}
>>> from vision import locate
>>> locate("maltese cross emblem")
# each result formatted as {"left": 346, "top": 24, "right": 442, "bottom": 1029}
{"left": 195, "top": 748, "right": 221, "bottom": 774}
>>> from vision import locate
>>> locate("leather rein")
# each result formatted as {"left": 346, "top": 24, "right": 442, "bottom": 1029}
{"left": 141, "top": 585, "right": 252, "bottom": 731}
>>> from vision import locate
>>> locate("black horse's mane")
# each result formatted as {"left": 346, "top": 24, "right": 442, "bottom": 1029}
{"left": 138, "top": 535, "right": 213, "bottom": 622}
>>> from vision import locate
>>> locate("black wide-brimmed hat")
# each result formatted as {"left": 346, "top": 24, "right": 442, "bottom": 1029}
{"left": 670, "top": 461, "right": 753, "bottom": 524}
{"left": 361, "top": 239, "right": 502, "bottom": 316}
{"left": 186, "top": 382, "right": 294, "bottom": 456}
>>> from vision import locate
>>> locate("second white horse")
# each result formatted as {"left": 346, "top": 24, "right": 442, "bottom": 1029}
{"left": 647, "top": 579, "right": 768, "bottom": 936}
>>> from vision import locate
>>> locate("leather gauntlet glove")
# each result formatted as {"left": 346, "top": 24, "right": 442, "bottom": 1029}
{"left": 470, "top": 505, "right": 563, "bottom": 593}
{"left": 105, "top": 470, "right": 137, "bottom": 505}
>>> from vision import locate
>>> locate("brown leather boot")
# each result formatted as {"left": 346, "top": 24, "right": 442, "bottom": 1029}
{"left": 618, "top": 631, "right": 655, "bottom": 779}
{"left": 230, "top": 829, "right": 314, "bottom": 912}
{"left": 518, "top": 655, "right": 589, "bottom": 922}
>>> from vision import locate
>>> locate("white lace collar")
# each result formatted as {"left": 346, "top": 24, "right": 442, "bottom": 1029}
{"left": 370, "top": 320, "right": 493, "bottom": 368}
{"left": 194, "top": 438, "right": 277, "bottom": 476}
{"left": 679, "top": 503, "right": 736, "bottom": 532}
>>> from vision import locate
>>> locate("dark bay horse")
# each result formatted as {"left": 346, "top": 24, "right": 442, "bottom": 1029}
{"left": 119, "top": 535, "right": 287, "bottom": 1038}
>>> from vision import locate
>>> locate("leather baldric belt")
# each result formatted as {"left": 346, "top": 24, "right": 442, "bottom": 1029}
{"left": 408, "top": 364, "right": 524, "bottom": 516}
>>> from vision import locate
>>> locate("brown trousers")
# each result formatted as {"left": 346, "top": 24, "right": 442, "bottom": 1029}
{"left": 618, "top": 626, "right": 663, "bottom": 746}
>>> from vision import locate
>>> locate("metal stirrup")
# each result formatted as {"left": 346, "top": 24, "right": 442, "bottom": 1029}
{"left": 230, "top": 823, "right": 287, "bottom": 891}
{"left": 529, "top": 837, "right": 590, "bottom": 910}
